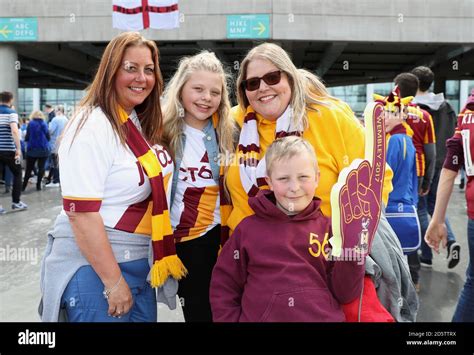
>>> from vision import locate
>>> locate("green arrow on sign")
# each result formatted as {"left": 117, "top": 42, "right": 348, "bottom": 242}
{"left": 0, "top": 25, "right": 13, "bottom": 39}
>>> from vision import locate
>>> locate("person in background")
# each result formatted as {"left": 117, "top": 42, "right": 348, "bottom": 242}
{"left": 45, "top": 105, "right": 68, "bottom": 187}
{"left": 22, "top": 110, "right": 50, "bottom": 192}
{"left": 393, "top": 73, "right": 435, "bottom": 291}
{"left": 459, "top": 166, "right": 466, "bottom": 190}
{"left": 411, "top": 66, "right": 461, "bottom": 269}
{"left": 0, "top": 91, "right": 27, "bottom": 212}
{"left": 45, "top": 103, "right": 55, "bottom": 123}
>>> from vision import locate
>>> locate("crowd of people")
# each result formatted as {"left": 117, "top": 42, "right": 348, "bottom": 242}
{"left": 1, "top": 31, "right": 470, "bottom": 323}
{"left": 0, "top": 97, "right": 68, "bottom": 214}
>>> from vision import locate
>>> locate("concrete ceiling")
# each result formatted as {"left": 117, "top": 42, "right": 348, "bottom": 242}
{"left": 15, "top": 40, "right": 474, "bottom": 91}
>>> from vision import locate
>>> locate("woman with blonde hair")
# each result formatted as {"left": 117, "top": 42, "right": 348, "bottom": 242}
{"left": 23, "top": 110, "right": 50, "bottom": 191}
{"left": 219, "top": 42, "right": 418, "bottom": 322}
{"left": 40, "top": 32, "right": 185, "bottom": 322}
{"left": 162, "top": 50, "right": 237, "bottom": 321}
{"left": 228, "top": 42, "right": 392, "bottom": 230}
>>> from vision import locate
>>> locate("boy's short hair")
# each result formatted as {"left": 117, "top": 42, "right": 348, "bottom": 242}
{"left": 394, "top": 73, "right": 419, "bottom": 98}
{"left": 265, "top": 136, "right": 318, "bottom": 176}
{"left": 0, "top": 91, "right": 13, "bottom": 104}
{"left": 411, "top": 66, "right": 434, "bottom": 92}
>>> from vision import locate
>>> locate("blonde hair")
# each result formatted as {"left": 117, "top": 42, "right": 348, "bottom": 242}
{"left": 68, "top": 31, "right": 163, "bottom": 145}
{"left": 29, "top": 110, "right": 45, "bottom": 120}
{"left": 236, "top": 43, "right": 337, "bottom": 129}
{"left": 162, "top": 51, "right": 237, "bottom": 160}
{"left": 265, "top": 136, "right": 318, "bottom": 176}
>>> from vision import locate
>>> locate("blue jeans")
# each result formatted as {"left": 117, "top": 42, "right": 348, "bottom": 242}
{"left": 418, "top": 167, "right": 456, "bottom": 260}
{"left": 452, "top": 219, "right": 474, "bottom": 322}
{"left": 61, "top": 258, "right": 157, "bottom": 322}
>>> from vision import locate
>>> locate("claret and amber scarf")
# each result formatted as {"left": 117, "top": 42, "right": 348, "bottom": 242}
{"left": 237, "top": 105, "right": 303, "bottom": 197}
{"left": 118, "top": 108, "right": 187, "bottom": 288}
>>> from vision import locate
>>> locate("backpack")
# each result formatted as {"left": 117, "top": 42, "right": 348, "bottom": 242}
{"left": 417, "top": 101, "right": 457, "bottom": 168}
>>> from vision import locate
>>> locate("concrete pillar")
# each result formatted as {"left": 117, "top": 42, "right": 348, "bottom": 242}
{"left": 433, "top": 72, "right": 446, "bottom": 94}
{"left": 460, "top": 80, "right": 469, "bottom": 110}
{"left": 366, "top": 83, "right": 374, "bottom": 104}
{"left": 0, "top": 44, "right": 19, "bottom": 100}
{"left": 32, "top": 88, "right": 41, "bottom": 111}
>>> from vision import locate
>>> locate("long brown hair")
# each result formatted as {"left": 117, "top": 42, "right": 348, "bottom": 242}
{"left": 70, "top": 32, "right": 164, "bottom": 145}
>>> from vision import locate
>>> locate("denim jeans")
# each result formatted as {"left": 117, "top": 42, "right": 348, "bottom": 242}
{"left": 418, "top": 167, "right": 456, "bottom": 260}
{"left": 452, "top": 219, "right": 474, "bottom": 322}
{"left": 61, "top": 258, "right": 157, "bottom": 322}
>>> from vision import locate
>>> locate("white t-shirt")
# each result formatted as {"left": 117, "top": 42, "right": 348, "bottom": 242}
{"left": 171, "top": 124, "right": 220, "bottom": 242}
{"left": 59, "top": 107, "right": 173, "bottom": 235}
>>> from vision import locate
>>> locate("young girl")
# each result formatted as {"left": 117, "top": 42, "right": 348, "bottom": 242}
{"left": 162, "top": 51, "right": 237, "bottom": 322}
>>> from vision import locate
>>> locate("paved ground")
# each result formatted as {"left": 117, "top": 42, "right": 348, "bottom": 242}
{"left": 0, "top": 177, "right": 468, "bottom": 322}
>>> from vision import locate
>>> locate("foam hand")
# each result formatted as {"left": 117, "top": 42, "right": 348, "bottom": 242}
{"left": 330, "top": 101, "right": 387, "bottom": 258}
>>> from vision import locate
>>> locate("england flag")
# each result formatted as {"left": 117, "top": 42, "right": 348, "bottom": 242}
{"left": 112, "top": 0, "right": 179, "bottom": 31}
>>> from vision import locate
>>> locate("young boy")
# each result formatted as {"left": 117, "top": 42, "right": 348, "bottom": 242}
{"left": 210, "top": 136, "right": 365, "bottom": 322}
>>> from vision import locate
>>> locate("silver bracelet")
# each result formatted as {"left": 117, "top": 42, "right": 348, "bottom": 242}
{"left": 102, "top": 274, "right": 123, "bottom": 300}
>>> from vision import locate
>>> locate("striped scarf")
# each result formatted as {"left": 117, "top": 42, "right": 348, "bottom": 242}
{"left": 118, "top": 108, "right": 187, "bottom": 288}
{"left": 237, "top": 105, "right": 303, "bottom": 197}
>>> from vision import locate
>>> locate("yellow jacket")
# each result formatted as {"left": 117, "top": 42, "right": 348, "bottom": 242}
{"left": 226, "top": 100, "right": 394, "bottom": 232}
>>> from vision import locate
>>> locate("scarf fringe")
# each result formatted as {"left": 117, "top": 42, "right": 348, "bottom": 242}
{"left": 150, "top": 255, "right": 188, "bottom": 288}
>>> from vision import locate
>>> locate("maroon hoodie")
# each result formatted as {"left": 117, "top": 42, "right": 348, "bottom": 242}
{"left": 210, "top": 190, "right": 365, "bottom": 322}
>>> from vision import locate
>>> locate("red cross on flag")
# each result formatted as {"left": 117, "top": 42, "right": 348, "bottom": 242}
{"left": 113, "top": 0, "right": 179, "bottom": 31}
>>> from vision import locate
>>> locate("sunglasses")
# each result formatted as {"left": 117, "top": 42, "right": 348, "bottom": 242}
{"left": 242, "top": 70, "right": 282, "bottom": 91}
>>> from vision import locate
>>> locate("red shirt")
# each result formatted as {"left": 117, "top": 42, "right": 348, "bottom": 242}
{"left": 405, "top": 104, "right": 436, "bottom": 177}
{"left": 444, "top": 108, "right": 474, "bottom": 218}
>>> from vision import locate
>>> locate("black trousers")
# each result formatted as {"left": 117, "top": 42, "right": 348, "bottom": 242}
{"left": 23, "top": 155, "right": 47, "bottom": 190}
{"left": 175, "top": 225, "right": 221, "bottom": 322}
{"left": 0, "top": 151, "right": 22, "bottom": 203}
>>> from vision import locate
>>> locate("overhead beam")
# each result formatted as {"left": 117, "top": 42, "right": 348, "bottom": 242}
{"left": 406, "top": 45, "right": 474, "bottom": 70}
{"left": 20, "top": 60, "right": 90, "bottom": 86}
{"left": 68, "top": 43, "right": 103, "bottom": 60}
{"left": 315, "top": 42, "right": 347, "bottom": 77}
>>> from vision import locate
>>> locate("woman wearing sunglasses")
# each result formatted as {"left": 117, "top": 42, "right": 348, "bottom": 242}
{"left": 213, "top": 43, "right": 419, "bottom": 322}
{"left": 225, "top": 42, "right": 393, "bottom": 234}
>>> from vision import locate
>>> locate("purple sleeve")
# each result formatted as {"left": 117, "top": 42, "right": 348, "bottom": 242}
{"left": 325, "top": 222, "right": 365, "bottom": 304}
{"left": 209, "top": 226, "right": 248, "bottom": 322}
{"left": 327, "top": 259, "right": 365, "bottom": 304}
